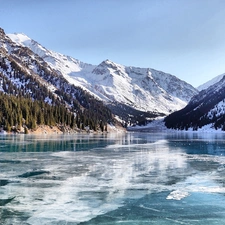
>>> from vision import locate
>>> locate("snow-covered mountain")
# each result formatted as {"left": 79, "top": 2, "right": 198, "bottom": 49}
{"left": 165, "top": 76, "right": 225, "bottom": 131}
{"left": 197, "top": 73, "right": 225, "bottom": 91}
{"left": 0, "top": 28, "right": 113, "bottom": 131}
{"left": 7, "top": 33, "right": 96, "bottom": 92}
{"left": 8, "top": 33, "right": 198, "bottom": 124}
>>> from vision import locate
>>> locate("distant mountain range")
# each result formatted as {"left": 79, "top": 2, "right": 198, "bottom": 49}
{"left": 7, "top": 31, "right": 198, "bottom": 125}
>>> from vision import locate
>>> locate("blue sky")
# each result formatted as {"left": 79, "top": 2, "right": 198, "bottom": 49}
{"left": 1, "top": 0, "right": 225, "bottom": 87}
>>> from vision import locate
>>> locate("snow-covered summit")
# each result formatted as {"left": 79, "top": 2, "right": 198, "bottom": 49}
{"left": 8, "top": 32, "right": 96, "bottom": 91}
{"left": 8, "top": 33, "right": 48, "bottom": 58}
{"left": 8, "top": 33, "right": 95, "bottom": 73}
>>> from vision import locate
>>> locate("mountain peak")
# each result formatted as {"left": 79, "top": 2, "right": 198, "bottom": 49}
{"left": 101, "top": 59, "right": 120, "bottom": 67}
{"left": 92, "top": 59, "right": 126, "bottom": 78}
{"left": 7, "top": 33, "right": 31, "bottom": 46}
{"left": 8, "top": 33, "right": 51, "bottom": 59}
{"left": 103, "top": 59, "right": 112, "bottom": 63}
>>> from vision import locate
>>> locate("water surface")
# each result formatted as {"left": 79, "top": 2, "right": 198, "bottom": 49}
{"left": 1, "top": 132, "right": 225, "bottom": 224}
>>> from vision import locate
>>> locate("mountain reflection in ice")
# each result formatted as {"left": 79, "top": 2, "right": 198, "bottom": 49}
{"left": 1, "top": 132, "right": 225, "bottom": 224}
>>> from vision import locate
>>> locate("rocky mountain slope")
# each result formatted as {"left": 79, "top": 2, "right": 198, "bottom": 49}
{"left": 165, "top": 75, "right": 225, "bottom": 131}
{"left": 0, "top": 28, "right": 113, "bottom": 132}
{"left": 8, "top": 32, "right": 198, "bottom": 125}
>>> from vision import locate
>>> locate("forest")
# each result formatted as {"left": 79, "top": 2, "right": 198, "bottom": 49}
{"left": 0, "top": 92, "right": 109, "bottom": 133}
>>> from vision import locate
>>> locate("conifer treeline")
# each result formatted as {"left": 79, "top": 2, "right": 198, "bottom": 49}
{"left": 0, "top": 93, "right": 76, "bottom": 132}
{"left": 0, "top": 92, "right": 111, "bottom": 132}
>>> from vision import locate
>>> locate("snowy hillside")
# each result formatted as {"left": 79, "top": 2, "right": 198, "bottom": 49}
{"left": 197, "top": 73, "right": 225, "bottom": 91}
{"left": 91, "top": 59, "right": 197, "bottom": 114}
{"left": 8, "top": 32, "right": 198, "bottom": 124}
{"left": 0, "top": 27, "right": 113, "bottom": 132}
{"left": 165, "top": 75, "right": 225, "bottom": 131}
{"left": 7, "top": 33, "right": 97, "bottom": 94}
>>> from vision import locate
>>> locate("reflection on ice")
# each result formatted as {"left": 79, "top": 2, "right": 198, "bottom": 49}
{"left": 0, "top": 197, "right": 15, "bottom": 206}
{"left": 1, "top": 133, "right": 225, "bottom": 224}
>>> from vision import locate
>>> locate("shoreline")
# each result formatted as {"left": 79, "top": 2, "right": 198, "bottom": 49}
{"left": 0, "top": 124, "right": 126, "bottom": 135}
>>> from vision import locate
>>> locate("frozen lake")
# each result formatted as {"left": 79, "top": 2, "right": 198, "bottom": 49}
{"left": 1, "top": 132, "right": 225, "bottom": 224}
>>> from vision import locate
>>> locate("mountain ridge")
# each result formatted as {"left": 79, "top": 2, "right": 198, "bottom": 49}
{"left": 165, "top": 75, "right": 225, "bottom": 131}
{"left": 197, "top": 73, "right": 225, "bottom": 91}
{"left": 8, "top": 32, "right": 198, "bottom": 124}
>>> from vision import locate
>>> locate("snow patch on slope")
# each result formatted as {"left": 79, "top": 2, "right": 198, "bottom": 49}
{"left": 207, "top": 100, "right": 225, "bottom": 119}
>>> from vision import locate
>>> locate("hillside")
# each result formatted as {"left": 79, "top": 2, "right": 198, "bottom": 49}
{"left": 0, "top": 28, "right": 113, "bottom": 133}
{"left": 165, "top": 75, "right": 225, "bottom": 131}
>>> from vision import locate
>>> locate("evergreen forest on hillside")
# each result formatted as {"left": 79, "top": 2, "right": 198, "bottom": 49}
{"left": 0, "top": 93, "right": 109, "bottom": 133}
{"left": 0, "top": 51, "right": 114, "bottom": 133}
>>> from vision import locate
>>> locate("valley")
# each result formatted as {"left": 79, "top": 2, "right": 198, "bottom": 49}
{"left": 0, "top": 27, "right": 225, "bottom": 132}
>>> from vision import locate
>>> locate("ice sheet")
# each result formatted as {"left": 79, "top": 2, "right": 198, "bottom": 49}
{"left": 1, "top": 133, "right": 225, "bottom": 224}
